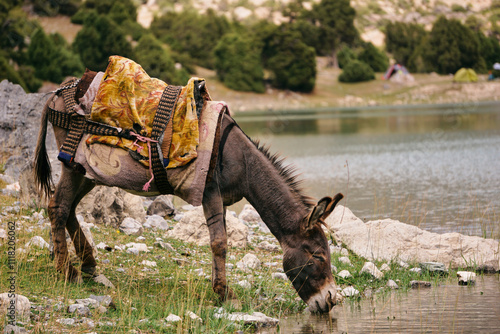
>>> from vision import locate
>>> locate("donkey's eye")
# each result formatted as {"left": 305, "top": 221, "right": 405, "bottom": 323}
{"left": 312, "top": 254, "right": 325, "bottom": 262}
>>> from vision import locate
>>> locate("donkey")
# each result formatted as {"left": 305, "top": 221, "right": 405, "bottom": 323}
{"left": 34, "top": 90, "right": 344, "bottom": 313}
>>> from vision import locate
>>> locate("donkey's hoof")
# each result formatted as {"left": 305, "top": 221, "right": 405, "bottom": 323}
{"left": 65, "top": 265, "right": 82, "bottom": 284}
{"left": 81, "top": 265, "right": 97, "bottom": 277}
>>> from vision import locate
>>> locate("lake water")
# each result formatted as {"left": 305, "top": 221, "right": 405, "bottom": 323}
{"left": 275, "top": 275, "right": 500, "bottom": 334}
{"left": 234, "top": 101, "right": 500, "bottom": 239}
{"left": 234, "top": 102, "right": 500, "bottom": 333}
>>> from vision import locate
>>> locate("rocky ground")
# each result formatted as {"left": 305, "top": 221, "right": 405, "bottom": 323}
{"left": 0, "top": 184, "right": 487, "bottom": 333}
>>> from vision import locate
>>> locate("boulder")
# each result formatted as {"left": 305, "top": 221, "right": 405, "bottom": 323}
{"left": 360, "top": 262, "right": 384, "bottom": 279}
{"left": 146, "top": 195, "right": 175, "bottom": 216}
{"left": 0, "top": 81, "right": 54, "bottom": 179}
{"left": 143, "top": 215, "right": 169, "bottom": 230}
{"left": 326, "top": 205, "right": 500, "bottom": 271}
{"left": 237, "top": 253, "right": 261, "bottom": 270}
{"left": 0, "top": 293, "right": 31, "bottom": 322}
{"left": 25, "top": 236, "right": 50, "bottom": 250}
{"left": 77, "top": 187, "right": 146, "bottom": 227}
{"left": 167, "top": 206, "right": 248, "bottom": 247}
{"left": 119, "top": 218, "right": 143, "bottom": 236}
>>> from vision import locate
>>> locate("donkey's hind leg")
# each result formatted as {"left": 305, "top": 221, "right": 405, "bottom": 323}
{"left": 65, "top": 178, "right": 97, "bottom": 276}
{"left": 48, "top": 168, "right": 89, "bottom": 282}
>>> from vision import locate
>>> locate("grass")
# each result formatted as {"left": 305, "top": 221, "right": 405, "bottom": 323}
{"left": 0, "top": 182, "right": 492, "bottom": 333}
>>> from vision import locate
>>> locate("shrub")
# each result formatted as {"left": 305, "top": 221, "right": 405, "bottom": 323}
{"left": 262, "top": 29, "right": 317, "bottom": 92}
{"left": 338, "top": 45, "right": 357, "bottom": 69}
{"left": 73, "top": 13, "right": 133, "bottom": 71}
{"left": 134, "top": 34, "right": 189, "bottom": 86}
{"left": 358, "top": 42, "right": 388, "bottom": 72}
{"left": 338, "top": 60, "right": 375, "bottom": 83}
{"left": 214, "top": 33, "right": 265, "bottom": 93}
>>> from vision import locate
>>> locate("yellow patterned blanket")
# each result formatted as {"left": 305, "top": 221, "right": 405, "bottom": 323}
{"left": 85, "top": 56, "right": 204, "bottom": 168}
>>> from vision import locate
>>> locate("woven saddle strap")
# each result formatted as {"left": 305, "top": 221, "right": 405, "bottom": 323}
{"left": 149, "top": 85, "right": 182, "bottom": 194}
{"left": 57, "top": 78, "right": 85, "bottom": 162}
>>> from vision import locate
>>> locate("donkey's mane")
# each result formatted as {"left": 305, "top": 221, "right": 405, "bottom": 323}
{"left": 251, "top": 139, "right": 315, "bottom": 209}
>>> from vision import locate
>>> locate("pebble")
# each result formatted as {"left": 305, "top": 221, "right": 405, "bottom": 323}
{"left": 457, "top": 271, "right": 476, "bottom": 285}
{"left": 410, "top": 280, "right": 431, "bottom": 289}
{"left": 238, "top": 280, "right": 252, "bottom": 289}
{"left": 338, "top": 270, "right": 352, "bottom": 279}
{"left": 271, "top": 272, "right": 288, "bottom": 280}
{"left": 165, "top": 313, "right": 182, "bottom": 322}
{"left": 339, "top": 257, "right": 351, "bottom": 265}
{"left": 341, "top": 286, "right": 360, "bottom": 297}
{"left": 387, "top": 279, "right": 399, "bottom": 289}
{"left": 360, "top": 262, "right": 384, "bottom": 279}
{"left": 141, "top": 260, "right": 157, "bottom": 267}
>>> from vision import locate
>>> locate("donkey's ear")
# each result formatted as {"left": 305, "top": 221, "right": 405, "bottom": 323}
{"left": 305, "top": 193, "right": 344, "bottom": 230}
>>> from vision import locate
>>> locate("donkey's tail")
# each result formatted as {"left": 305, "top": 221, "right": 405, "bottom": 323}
{"left": 34, "top": 95, "right": 54, "bottom": 199}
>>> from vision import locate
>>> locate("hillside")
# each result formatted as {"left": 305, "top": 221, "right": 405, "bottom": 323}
{"left": 33, "top": 0, "right": 500, "bottom": 112}
{"left": 138, "top": 0, "right": 497, "bottom": 48}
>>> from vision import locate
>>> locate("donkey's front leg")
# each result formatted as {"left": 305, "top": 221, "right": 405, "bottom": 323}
{"left": 202, "top": 184, "right": 235, "bottom": 301}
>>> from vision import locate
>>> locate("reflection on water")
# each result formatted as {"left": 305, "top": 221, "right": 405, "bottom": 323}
{"left": 235, "top": 102, "right": 500, "bottom": 238}
{"left": 272, "top": 275, "right": 500, "bottom": 334}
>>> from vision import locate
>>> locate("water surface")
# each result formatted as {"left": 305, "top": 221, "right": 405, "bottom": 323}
{"left": 235, "top": 102, "right": 500, "bottom": 238}
{"left": 273, "top": 275, "right": 500, "bottom": 334}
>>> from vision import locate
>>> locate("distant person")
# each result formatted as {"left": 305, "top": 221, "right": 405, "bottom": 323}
{"left": 488, "top": 70, "right": 495, "bottom": 81}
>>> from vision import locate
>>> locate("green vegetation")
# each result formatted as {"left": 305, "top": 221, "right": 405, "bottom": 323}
{"left": 134, "top": 34, "right": 190, "bottom": 86}
{"left": 73, "top": 12, "right": 133, "bottom": 71}
{"left": 0, "top": 0, "right": 499, "bottom": 94}
{"left": 214, "top": 33, "right": 265, "bottom": 93}
{"left": 338, "top": 59, "right": 375, "bottom": 83}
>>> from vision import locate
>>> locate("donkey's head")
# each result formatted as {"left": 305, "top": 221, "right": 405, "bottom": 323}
{"left": 282, "top": 193, "right": 343, "bottom": 313}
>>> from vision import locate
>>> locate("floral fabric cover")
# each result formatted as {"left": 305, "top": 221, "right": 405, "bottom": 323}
{"left": 86, "top": 55, "right": 202, "bottom": 168}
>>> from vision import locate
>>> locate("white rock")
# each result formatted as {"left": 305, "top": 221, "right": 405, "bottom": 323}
{"left": 338, "top": 270, "right": 352, "bottom": 279}
{"left": 341, "top": 286, "right": 360, "bottom": 297}
{"left": 360, "top": 262, "right": 384, "bottom": 279}
{"left": 119, "top": 217, "right": 143, "bottom": 236}
{"left": 236, "top": 253, "right": 261, "bottom": 270}
{"left": 256, "top": 241, "right": 279, "bottom": 252}
{"left": 136, "top": 236, "right": 146, "bottom": 241}
{"left": 326, "top": 206, "right": 500, "bottom": 271}
{"left": 215, "top": 310, "right": 279, "bottom": 326}
{"left": 339, "top": 257, "right": 351, "bottom": 265}
{"left": 410, "top": 267, "right": 422, "bottom": 274}
{"left": 457, "top": 271, "right": 476, "bottom": 285}
{"left": 141, "top": 260, "right": 157, "bottom": 267}
{"left": 68, "top": 304, "right": 90, "bottom": 316}
{"left": 186, "top": 310, "right": 202, "bottom": 322}
{"left": 387, "top": 279, "right": 399, "bottom": 289}
{"left": 75, "top": 298, "right": 100, "bottom": 308}
{"left": 380, "top": 263, "right": 391, "bottom": 272}
{"left": 125, "top": 242, "right": 149, "bottom": 253}
{"left": 0, "top": 228, "right": 7, "bottom": 239}
{"left": 238, "top": 280, "right": 252, "bottom": 289}
{"left": 144, "top": 215, "right": 169, "bottom": 230}
{"left": 0, "top": 293, "right": 31, "bottom": 322}
{"left": 56, "top": 318, "right": 76, "bottom": 325}
{"left": 167, "top": 207, "right": 248, "bottom": 247}
{"left": 165, "top": 313, "right": 182, "bottom": 322}
{"left": 96, "top": 242, "right": 109, "bottom": 250}
{"left": 271, "top": 273, "right": 288, "bottom": 280}
{"left": 25, "top": 236, "right": 50, "bottom": 249}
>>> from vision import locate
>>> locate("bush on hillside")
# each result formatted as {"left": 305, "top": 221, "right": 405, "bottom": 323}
{"left": 358, "top": 42, "right": 389, "bottom": 72}
{"left": 214, "top": 33, "right": 265, "bottom": 93}
{"left": 134, "top": 34, "right": 190, "bottom": 86}
{"left": 338, "top": 60, "right": 375, "bottom": 83}
{"left": 337, "top": 45, "right": 357, "bottom": 69}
